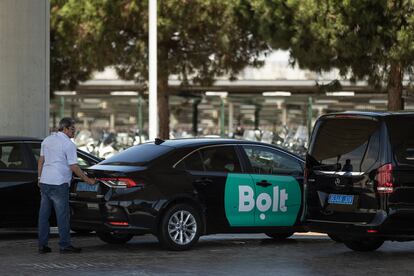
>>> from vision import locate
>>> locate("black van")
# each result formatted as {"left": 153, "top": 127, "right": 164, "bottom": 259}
{"left": 304, "top": 112, "right": 414, "bottom": 251}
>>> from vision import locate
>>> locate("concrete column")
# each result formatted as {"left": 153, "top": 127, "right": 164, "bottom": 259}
{"left": 109, "top": 114, "right": 115, "bottom": 131}
{"left": 0, "top": 0, "right": 49, "bottom": 138}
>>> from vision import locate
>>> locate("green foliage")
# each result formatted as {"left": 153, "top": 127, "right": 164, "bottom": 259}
{"left": 50, "top": 0, "right": 112, "bottom": 94}
{"left": 254, "top": 0, "right": 414, "bottom": 87}
{"left": 101, "top": 0, "right": 269, "bottom": 85}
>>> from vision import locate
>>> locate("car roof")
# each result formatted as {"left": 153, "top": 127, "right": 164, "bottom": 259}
{"left": 152, "top": 138, "right": 304, "bottom": 161}
{"left": 0, "top": 136, "right": 42, "bottom": 142}
{"left": 318, "top": 111, "right": 414, "bottom": 120}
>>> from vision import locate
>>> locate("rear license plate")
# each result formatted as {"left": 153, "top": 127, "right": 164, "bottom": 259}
{"left": 328, "top": 194, "right": 354, "bottom": 205}
{"left": 76, "top": 182, "right": 98, "bottom": 192}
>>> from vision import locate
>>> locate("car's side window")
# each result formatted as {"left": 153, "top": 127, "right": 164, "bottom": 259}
{"left": 30, "top": 142, "right": 93, "bottom": 169}
{"left": 242, "top": 145, "right": 302, "bottom": 175}
{"left": 0, "top": 143, "right": 29, "bottom": 169}
{"left": 176, "top": 151, "right": 204, "bottom": 171}
{"left": 199, "top": 146, "right": 241, "bottom": 173}
{"left": 77, "top": 154, "right": 93, "bottom": 169}
{"left": 29, "top": 142, "right": 41, "bottom": 162}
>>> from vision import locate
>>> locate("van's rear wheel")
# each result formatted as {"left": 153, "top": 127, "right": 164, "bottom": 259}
{"left": 96, "top": 231, "right": 134, "bottom": 244}
{"left": 343, "top": 238, "right": 384, "bottom": 251}
{"left": 327, "top": 233, "right": 343, "bottom": 243}
{"left": 158, "top": 203, "right": 202, "bottom": 251}
{"left": 265, "top": 232, "right": 294, "bottom": 240}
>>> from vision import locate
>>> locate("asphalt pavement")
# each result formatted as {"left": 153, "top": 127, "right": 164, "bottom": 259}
{"left": 0, "top": 230, "right": 413, "bottom": 275}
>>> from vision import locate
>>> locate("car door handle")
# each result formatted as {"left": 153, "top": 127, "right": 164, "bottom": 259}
{"left": 256, "top": 180, "right": 271, "bottom": 187}
{"left": 193, "top": 178, "right": 213, "bottom": 185}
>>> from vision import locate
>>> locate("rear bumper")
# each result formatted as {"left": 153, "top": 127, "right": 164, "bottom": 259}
{"left": 69, "top": 200, "right": 157, "bottom": 234}
{"left": 306, "top": 207, "right": 414, "bottom": 239}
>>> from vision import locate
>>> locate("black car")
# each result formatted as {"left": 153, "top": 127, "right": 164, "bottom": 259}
{"left": 0, "top": 136, "right": 101, "bottom": 228}
{"left": 305, "top": 112, "right": 414, "bottom": 251}
{"left": 70, "top": 138, "right": 305, "bottom": 250}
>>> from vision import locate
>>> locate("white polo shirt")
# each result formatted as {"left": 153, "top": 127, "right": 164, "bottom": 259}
{"left": 40, "top": 132, "right": 78, "bottom": 185}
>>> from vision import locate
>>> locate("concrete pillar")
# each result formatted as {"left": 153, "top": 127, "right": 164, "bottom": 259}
{"left": 0, "top": 0, "right": 49, "bottom": 138}
{"left": 110, "top": 114, "right": 115, "bottom": 131}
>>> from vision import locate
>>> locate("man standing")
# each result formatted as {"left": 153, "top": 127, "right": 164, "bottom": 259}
{"left": 38, "top": 117, "right": 96, "bottom": 254}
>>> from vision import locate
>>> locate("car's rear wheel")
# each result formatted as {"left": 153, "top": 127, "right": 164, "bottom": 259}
{"left": 343, "top": 238, "right": 384, "bottom": 251}
{"left": 327, "top": 233, "right": 343, "bottom": 243}
{"left": 158, "top": 203, "right": 202, "bottom": 251}
{"left": 265, "top": 232, "right": 294, "bottom": 240}
{"left": 96, "top": 231, "right": 134, "bottom": 244}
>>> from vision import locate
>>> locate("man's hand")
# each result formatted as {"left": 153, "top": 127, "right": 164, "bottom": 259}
{"left": 86, "top": 177, "right": 97, "bottom": 185}
{"left": 70, "top": 164, "right": 97, "bottom": 186}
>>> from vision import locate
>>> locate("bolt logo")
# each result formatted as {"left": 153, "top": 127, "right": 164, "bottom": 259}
{"left": 239, "top": 185, "right": 288, "bottom": 220}
{"left": 224, "top": 174, "right": 301, "bottom": 227}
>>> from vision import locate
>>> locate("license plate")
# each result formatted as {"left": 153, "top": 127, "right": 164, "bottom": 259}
{"left": 328, "top": 194, "right": 354, "bottom": 205}
{"left": 76, "top": 182, "right": 98, "bottom": 192}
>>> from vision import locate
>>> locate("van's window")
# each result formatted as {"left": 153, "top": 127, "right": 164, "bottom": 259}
{"left": 387, "top": 116, "right": 414, "bottom": 165}
{"left": 308, "top": 118, "right": 380, "bottom": 172}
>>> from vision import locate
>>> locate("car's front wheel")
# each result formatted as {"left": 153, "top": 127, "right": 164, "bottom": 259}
{"left": 343, "top": 238, "right": 384, "bottom": 251}
{"left": 265, "top": 232, "right": 294, "bottom": 240}
{"left": 96, "top": 231, "right": 134, "bottom": 244}
{"left": 158, "top": 203, "right": 202, "bottom": 250}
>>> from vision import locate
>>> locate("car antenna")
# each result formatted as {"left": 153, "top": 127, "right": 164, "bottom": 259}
{"left": 155, "top": 138, "right": 165, "bottom": 145}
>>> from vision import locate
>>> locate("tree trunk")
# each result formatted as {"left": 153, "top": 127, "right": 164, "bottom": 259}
{"left": 158, "top": 76, "right": 170, "bottom": 140}
{"left": 387, "top": 63, "right": 403, "bottom": 111}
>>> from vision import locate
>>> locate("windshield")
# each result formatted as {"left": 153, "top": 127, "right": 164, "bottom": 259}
{"left": 101, "top": 143, "right": 174, "bottom": 166}
{"left": 308, "top": 117, "right": 380, "bottom": 172}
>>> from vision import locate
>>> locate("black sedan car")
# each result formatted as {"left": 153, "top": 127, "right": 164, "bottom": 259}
{"left": 0, "top": 136, "right": 101, "bottom": 228}
{"left": 70, "top": 138, "right": 305, "bottom": 250}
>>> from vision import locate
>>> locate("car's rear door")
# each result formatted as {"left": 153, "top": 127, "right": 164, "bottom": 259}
{"left": 0, "top": 141, "right": 38, "bottom": 226}
{"left": 239, "top": 145, "right": 303, "bottom": 227}
{"left": 177, "top": 145, "right": 249, "bottom": 231}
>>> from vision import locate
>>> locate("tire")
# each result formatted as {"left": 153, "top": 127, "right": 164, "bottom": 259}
{"left": 96, "top": 231, "right": 134, "bottom": 244}
{"left": 265, "top": 232, "right": 294, "bottom": 240}
{"left": 343, "top": 238, "right": 384, "bottom": 252}
{"left": 327, "top": 233, "right": 343, "bottom": 243}
{"left": 158, "top": 203, "right": 202, "bottom": 251}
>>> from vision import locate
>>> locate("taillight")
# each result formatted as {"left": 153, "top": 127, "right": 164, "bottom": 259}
{"left": 376, "top": 164, "right": 393, "bottom": 194}
{"left": 97, "top": 178, "right": 142, "bottom": 188}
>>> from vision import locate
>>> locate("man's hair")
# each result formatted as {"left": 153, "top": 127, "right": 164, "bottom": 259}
{"left": 58, "top": 117, "right": 75, "bottom": 131}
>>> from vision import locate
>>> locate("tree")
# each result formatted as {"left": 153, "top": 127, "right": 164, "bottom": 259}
{"left": 253, "top": 0, "right": 414, "bottom": 111}
{"left": 50, "top": 0, "right": 111, "bottom": 94}
{"left": 100, "top": 0, "right": 269, "bottom": 139}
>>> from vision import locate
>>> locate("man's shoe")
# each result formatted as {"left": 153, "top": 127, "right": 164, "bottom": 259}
{"left": 38, "top": 246, "right": 52, "bottom": 254}
{"left": 60, "top": 245, "right": 82, "bottom": 254}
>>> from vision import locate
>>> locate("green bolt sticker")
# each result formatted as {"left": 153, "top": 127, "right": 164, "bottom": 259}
{"left": 224, "top": 173, "right": 301, "bottom": 227}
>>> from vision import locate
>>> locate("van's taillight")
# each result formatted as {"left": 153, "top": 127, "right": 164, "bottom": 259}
{"left": 97, "top": 178, "right": 142, "bottom": 188}
{"left": 376, "top": 164, "right": 393, "bottom": 194}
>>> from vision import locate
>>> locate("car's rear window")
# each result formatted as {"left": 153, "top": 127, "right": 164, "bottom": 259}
{"left": 100, "top": 143, "right": 174, "bottom": 165}
{"left": 308, "top": 117, "right": 380, "bottom": 172}
{"left": 387, "top": 116, "right": 414, "bottom": 165}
